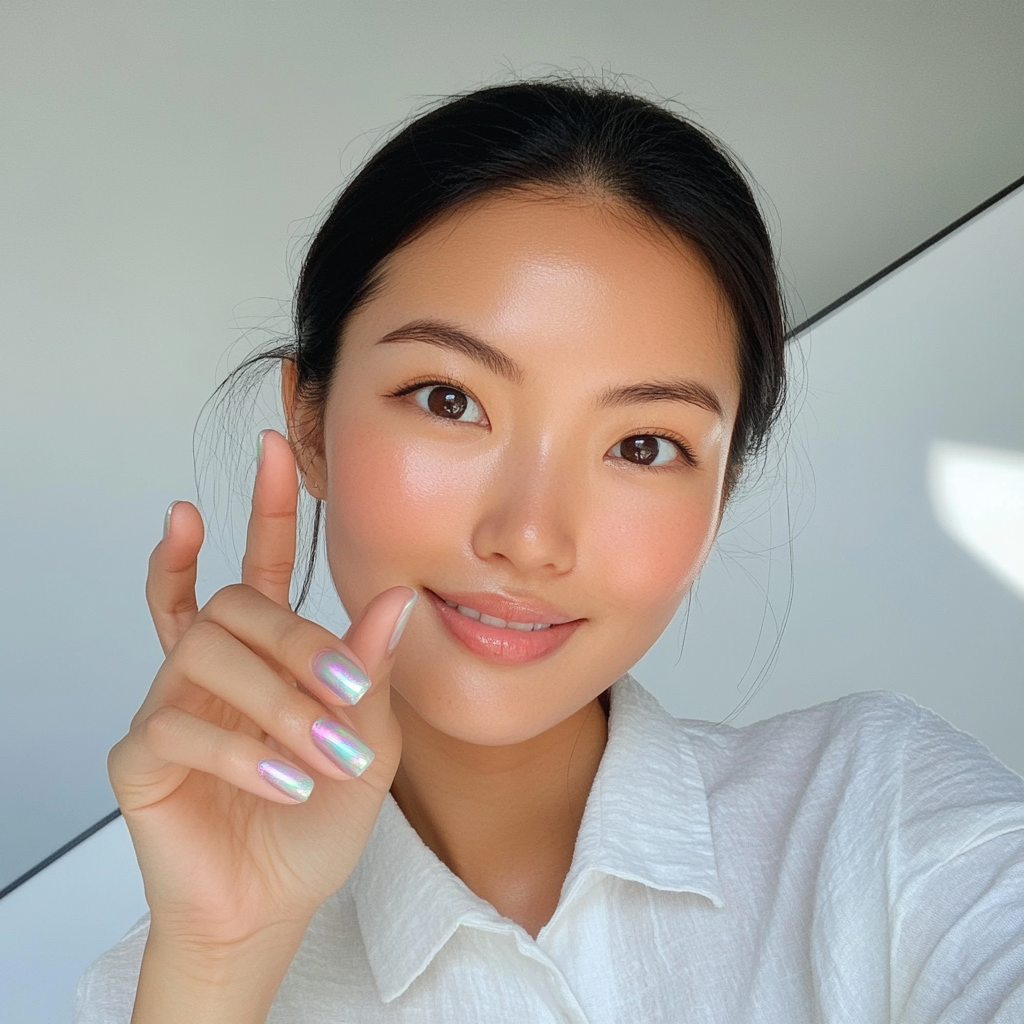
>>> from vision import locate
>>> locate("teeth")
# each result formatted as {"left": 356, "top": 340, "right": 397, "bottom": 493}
{"left": 442, "top": 597, "right": 554, "bottom": 631}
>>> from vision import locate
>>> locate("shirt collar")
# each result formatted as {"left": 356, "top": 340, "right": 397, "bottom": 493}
{"left": 348, "top": 673, "right": 722, "bottom": 1003}
{"left": 550, "top": 673, "right": 723, "bottom": 920}
{"left": 348, "top": 791, "right": 503, "bottom": 1002}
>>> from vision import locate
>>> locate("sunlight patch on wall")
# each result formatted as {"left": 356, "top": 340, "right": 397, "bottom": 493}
{"left": 929, "top": 441, "right": 1024, "bottom": 602}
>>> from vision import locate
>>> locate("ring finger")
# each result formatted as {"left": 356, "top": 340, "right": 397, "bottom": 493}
{"left": 156, "top": 621, "right": 375, "bottom": 782}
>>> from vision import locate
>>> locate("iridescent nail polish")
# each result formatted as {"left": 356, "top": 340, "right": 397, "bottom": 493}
{"left": 312, "top": 651, "right": 370, "bottom": 705}
{"left": 257, "top": 760, "right": 313, "bottom": 802}
{"left": 257, "top": 430, "right": 268, "bottom": 467}
{"left": 387, "top": 588, "right": 419, "bottom": 654}
{"left": 162, "top": 502, "right": 178, "bottom": 540}
{"left": 311, "top": 718, "right": 374, "bottom": 778}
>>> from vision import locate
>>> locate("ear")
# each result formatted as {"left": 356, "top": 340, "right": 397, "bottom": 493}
{"left": 281, "top": 358, "right": 328, "bottom": 501}
{"left": 718, "top": 460, "right": 742, "bottom": 523}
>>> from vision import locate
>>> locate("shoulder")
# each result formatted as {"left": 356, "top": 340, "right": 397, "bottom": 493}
{"left": 668, "top": 684, "right": 1024, "bottom": 860}
{"left": 673, "top": 688, "right": 930, "bottom": 792}
{"left": 628, "top": 677, "right": 1022, "bottom": 835}
{"left": 74, "top": 913, "right": 150, "bottom": 1024}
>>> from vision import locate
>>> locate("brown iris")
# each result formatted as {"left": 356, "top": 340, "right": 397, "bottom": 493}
{"left": 426, "top": 386, "right": 468, "bottom": 419}
{"left": 621, "top": 435, "right": 662, "bottom": 465}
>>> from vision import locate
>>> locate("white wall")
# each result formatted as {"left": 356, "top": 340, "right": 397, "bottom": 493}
{"left": 637, "top": 183, "right": 1024, "bottom": 775}
{"left": 3, "top": 0, "right": 1024, "bottom": 895}
{"left": 0, "top": 817, "right": 145, "bottom": 1024}
{"left": 1, "top": 93, "right": 1021, "bottom": 1024}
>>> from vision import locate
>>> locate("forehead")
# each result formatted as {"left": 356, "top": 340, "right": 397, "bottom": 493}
{"left": 346, "top": 191, "right": 740, "bottom": 403}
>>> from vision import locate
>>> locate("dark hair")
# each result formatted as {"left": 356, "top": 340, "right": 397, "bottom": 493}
{"left": 240, "top": 78, "right": 787, "bottom": 607}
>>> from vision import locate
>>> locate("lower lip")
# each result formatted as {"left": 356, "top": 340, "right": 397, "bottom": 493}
{"left": 425, "top": 589, "right": 583, "bottom": 665}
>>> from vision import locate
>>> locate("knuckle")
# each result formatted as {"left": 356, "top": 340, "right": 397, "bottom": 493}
{"left": 252, "top": 561, "right": 295, "bottom": 588}
{"left": 107, "top": 737, "right": 127, "bottom": 776}
{"left": 202, "top": 582, "right": 251, "bottom": 619}
{"left": 271, "top": 692, "right": 313, "bottom": 735}
{"left": 173, "top": 619, "right": 230, "bottom": 666}
{"left": 140, "top": 705, "right": 183, "bottom": 753}
{"left": 282, "top": 616, "right": 330, "bottom": 663}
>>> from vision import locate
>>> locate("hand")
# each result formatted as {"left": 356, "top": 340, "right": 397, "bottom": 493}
{"left": 109, "top": 430, "right": 413, "bottom": 959}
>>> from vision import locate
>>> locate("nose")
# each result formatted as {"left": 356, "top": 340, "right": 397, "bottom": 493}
{"left": 470, "top": 435, "right": 578, "bottom": 577}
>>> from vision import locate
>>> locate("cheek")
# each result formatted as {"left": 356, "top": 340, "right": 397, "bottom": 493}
{"left": 590, "top": 483, "right": 719, "bottom": 622}
{"left": 323, "top": 414, "right": 488, "bottom": 586}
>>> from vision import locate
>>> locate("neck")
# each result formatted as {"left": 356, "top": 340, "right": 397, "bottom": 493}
{"left": 390, "top": 694, "right": 608, "bottom": 938}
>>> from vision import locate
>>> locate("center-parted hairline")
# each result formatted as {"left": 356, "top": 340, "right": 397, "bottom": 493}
{"left": 376, "top": 318, "right": 724, "bottom": 418}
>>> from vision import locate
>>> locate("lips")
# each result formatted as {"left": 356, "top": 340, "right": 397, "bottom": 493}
{"left": 424, "top": 588, "right": 583, "bottom": 665}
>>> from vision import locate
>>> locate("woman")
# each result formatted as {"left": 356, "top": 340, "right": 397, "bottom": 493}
{"left": 76, "top": 79, "right": 1024, "bottom": 1023}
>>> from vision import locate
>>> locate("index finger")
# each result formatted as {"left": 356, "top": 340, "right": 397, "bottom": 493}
{"left": 240, "top": 429, "right": 300, "bottom": 608}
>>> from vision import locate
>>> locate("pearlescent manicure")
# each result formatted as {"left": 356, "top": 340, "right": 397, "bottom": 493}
{"left": 257, "top": 760, "right": 313, "bottom": 802}
{"left": 257, "top": 430, "right": 268, "bottom": 467}
{"left": 312, "top": 650, "right": 370, "bottom": 705}
{"left": 163, "top": 501, "right": 178, "bottom": 540}
{"left": 311, "top": 718, "right": 374, "bottom": 778}
{"left": 387, "top": 588, "right": 419, "bottom": 654}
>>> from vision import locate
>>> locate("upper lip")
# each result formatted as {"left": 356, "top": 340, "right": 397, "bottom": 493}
{"left": 427, "top": 588, "right": 580, "bottom": 625}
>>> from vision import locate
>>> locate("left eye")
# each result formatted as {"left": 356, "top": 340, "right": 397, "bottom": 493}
{"left": 609, "top": 434, "right": 680, "bottom": 467}
{"left": 413, "top": 384, "right": 486, "bottom": 424}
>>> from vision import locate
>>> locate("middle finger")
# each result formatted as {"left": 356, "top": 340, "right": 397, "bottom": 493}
{"left": 159, "top": 620, "right": 374, "bottom": 781}
{"left": 197, "top": 583, "right": 376, "bottom": 711}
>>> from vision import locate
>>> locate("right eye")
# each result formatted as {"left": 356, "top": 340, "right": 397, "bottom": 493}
{"left": 413, "top": 384, "right": 486, "bottom": 425}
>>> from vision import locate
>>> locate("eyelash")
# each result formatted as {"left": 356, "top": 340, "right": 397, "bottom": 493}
{"left": 630, "top": 430, "right": 699, "bottom": 470}
{"left": 386, "top": 377, "right": 698, "bottom": 469}
{"left": 387, "top": 374, "right": 474, "bottom": 401}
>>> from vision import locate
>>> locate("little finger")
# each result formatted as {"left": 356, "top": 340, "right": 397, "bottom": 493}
{"left": 142, "top": 705, "right": 315, "bottom": 805}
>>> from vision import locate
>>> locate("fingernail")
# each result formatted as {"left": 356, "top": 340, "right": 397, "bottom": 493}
{"left": 311, "top": 718, "right": 374, "bottom": 778}
{"left": 257, "top": 760, "right": 313, "bottom": 802}
{"left": 257, "top": 430, "right": 269, "bottom": 468}
{"left": 163, "top": 501, "right": 179, "bottom": 540}
{"left": 312, "top": 650, "right": 371, "bottom": 705}
{"left": 387, "top": 588, "right": 419, "bottom": 654}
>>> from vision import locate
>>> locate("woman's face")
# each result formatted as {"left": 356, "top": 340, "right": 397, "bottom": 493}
{"left": 314, "top": 191, "right": 740, "bottom": 745}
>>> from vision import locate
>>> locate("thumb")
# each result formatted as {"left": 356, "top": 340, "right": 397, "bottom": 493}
{"left": 341, "top": 585, "right": 419, "bottom": 690}
{"left": 325, "top": 586, "right": 417, "bottom": 749}
{"left": 146, "top": 500, "right": 205, "bottom": 654}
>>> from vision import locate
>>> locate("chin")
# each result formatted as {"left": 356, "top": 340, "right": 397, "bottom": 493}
{"left": 387, "top": 622, "right": 640, "bottom": 747}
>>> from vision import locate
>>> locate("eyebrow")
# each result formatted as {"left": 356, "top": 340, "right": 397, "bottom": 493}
{"left": 595, "top": 378, "right": 724, "bottom": 418}
{"left": 376, "top": 319, "right": 525, "bottom": 384}
{"left": 376, "top": 317, "right": 723, "bottom": 418}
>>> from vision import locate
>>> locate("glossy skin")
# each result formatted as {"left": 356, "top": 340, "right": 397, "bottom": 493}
{"left": 111, "top": 191, "right": 740, "bottom": 1023}
{"left": 314, "top": 193, "right": 739, "bottom": 748}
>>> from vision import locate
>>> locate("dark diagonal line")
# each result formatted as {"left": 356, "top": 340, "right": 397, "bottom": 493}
{"left": 0, "top": 808, "right": 122, "bottom": 901}
{"left": 787, "top": 172, "right": 1024, "bottom": 341}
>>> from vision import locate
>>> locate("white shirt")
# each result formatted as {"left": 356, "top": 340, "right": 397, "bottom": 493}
{"left": 76, "top": 675, "right": 1024, "bottom": 1023}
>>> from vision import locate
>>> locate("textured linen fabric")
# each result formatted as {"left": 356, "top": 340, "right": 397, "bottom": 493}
{"left": 75, "top": 675, "right": 1024, "bottom": 1023}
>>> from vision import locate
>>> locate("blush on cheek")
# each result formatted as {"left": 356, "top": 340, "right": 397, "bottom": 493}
{"left": 328, "top": 429, "right": 413, "bottom": 546}
{"left": 325, "top": 423, "right": 490, "bottom": 588}
{"left": 596, "top": 493, "right": 718, "bottom": 617}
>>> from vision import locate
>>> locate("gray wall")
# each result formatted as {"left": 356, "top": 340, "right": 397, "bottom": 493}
{"left": 2, "top": 0, "right": 1024, "bottom": 888}
{"left": 2, "top": 173, "right": 1022, "bottom": 1024}
{"left": 637, "top": 183, "right": 1024, "bottom": 773}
